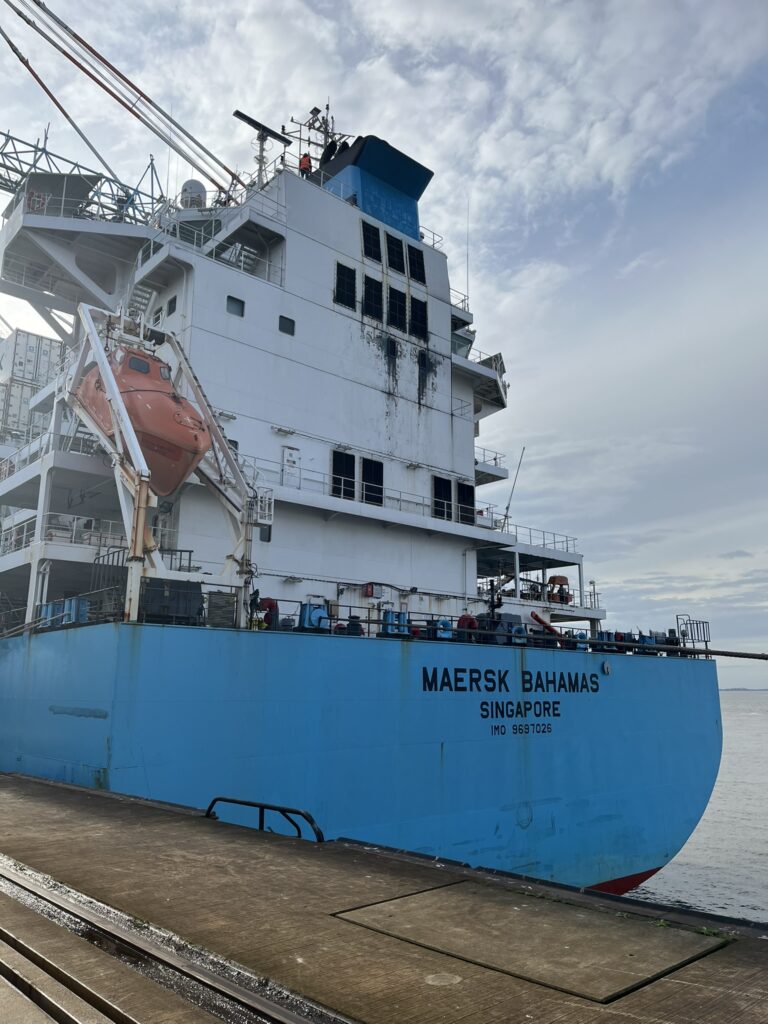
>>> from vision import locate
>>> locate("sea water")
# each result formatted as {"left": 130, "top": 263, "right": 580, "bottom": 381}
{"left": 633, "top": 690, "right": 768, "bottom": 923}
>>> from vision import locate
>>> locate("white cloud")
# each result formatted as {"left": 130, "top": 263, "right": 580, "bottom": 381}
{"left": 615, "top": 249, "right": 666, "bottom": 279}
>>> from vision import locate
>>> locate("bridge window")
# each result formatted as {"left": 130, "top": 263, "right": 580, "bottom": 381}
{"left": 334, "top": 263, "right": 356, "bottom": 310}
{"left": 407, "top": 245, "right": 426, "bottom": 284}
{"left": 409, "top": 296, "right": 428, "bottom": 340}
{"left": 362, "top": 222, "right": 382, "bottom": 262}
{"left": 226, "top": 295, "right": 245, "bottom": 317}
{"left": 386, "top": 233, "right": 405, "bottom": 273}
{"left": 363, "top": 277, "right": 383, "bottom": 321}
{"left": 388, "top": 286, "right": 407, "bottom": 331}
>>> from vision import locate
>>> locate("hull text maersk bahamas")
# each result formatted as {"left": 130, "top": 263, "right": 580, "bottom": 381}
{"left": 0, "top": 623, "right": 722, "bottom": 894}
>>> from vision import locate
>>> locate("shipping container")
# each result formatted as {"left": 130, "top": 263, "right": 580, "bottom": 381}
{"left": 0, "top": 329, "right": 64, "bottom": 385}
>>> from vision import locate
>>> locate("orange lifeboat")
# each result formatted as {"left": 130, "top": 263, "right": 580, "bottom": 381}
{"left": 76, "top": 345, "right": 211, "bottom": 496}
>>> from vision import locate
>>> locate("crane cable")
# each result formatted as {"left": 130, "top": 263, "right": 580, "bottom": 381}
{"left": 4, "top": 0, "right": 245, "bottom": 192}
{"left": 0, "top": 21, "right": 119, "bottom": 180}
{"left": 27, "top": 0, "right": 244, "bottom": 186}
{"left": 7, "top": 0, "right": 229, "bottom": 191}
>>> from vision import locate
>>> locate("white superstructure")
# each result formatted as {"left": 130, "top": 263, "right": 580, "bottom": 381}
{"left": 0, "top": 119, "right": 605, "bottom": 635}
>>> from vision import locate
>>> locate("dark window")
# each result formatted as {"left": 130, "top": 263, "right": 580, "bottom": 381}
{"left": 334, "top": 263, "right": 356, "bottom": 309}
{"left": 386, "top": 233, "right": 405, "bottom": 273}
{"left": 388, "top": 286, "right": 407, "bottom": 331}
{"left": 417, "top": 349, "right": 429, "bottom": 396}
{"left": 279, "top": 315, "right": 295, "bottom": 335}
{"left": 457, "top": 482, "right": 475, "bottom": 525}
{"left": 407, "top": 245, "right": 426, "bottom": 283}
{"left": 167, "top": 295, "right": 177, "bottom": 315}
{"left": 363, "top": 277, "right": 383, "bottom": 321}
{"left": 409, "top": 296, "right": 428, "bottom": 340}
{"left": 362, "top": 222, "right": 382, "bottom": 261}
{"left": 331, "top": 450, "right": 355, "bottom": 500}
{"left": 226, "top": 295, "right": 245, "bottom": 317}
{"left": 361, "top": 458, "right": 383, "bottom": 506}
{"left": 433, "top": 475, "right": 452, "bottom": 520}
{"left": 128, "top": 356, "right": 150, "bottom": 374}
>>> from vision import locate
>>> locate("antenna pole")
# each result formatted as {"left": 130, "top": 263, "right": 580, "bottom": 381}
{"left": 504, "top": 445, "right": 526, "bottom": 527}
{"left": 466, "top": 197, "right": 470, "bottom": 297}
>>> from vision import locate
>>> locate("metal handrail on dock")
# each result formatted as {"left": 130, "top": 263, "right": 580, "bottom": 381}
{"left": 204, "top": 797, "right": 325, "bottom": 842}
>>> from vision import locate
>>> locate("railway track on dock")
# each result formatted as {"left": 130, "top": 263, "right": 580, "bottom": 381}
{"left": 0, "top": 860, "right": 349, "bottom": 1024}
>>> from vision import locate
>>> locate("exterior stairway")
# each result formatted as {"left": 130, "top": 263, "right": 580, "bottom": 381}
{"left": 126, "top": 280, "right": 155, "bottom": 322}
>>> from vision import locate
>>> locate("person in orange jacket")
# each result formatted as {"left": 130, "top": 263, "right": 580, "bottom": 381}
{"left": 299, "top": 152, "right": 312, "bottom": 178}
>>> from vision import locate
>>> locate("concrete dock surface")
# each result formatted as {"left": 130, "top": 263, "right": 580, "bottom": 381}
{"left": 0, "top": 774, "right": 765, "bottom": 1023}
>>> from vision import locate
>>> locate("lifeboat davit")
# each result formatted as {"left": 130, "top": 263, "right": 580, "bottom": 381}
{"left": 76, "top": 346, "right": 211, "bottom": 496}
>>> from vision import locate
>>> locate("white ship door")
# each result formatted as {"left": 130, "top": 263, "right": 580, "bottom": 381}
{"left": 281, "top": 446, "right": 301, "bottom": 488}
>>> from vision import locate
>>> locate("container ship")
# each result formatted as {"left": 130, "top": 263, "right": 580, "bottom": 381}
{"left": 0, "top": 8, "right": 721, "bottom": 896}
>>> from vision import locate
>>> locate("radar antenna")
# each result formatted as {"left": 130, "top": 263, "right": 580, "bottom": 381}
{"left": 233, "top": 111, "right": 292, "bottom": 189}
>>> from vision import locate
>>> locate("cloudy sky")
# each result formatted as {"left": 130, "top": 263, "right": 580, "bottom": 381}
{"left": 1, "top": 0, "right": 766, "bottom": 686}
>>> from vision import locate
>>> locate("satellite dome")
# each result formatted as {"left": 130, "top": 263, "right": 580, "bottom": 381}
{"left": 180, "top": 179, "right": 206, "bottom": 209}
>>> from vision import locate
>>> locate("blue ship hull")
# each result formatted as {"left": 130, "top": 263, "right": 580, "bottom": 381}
{"left": 0, "top": 623, "right": 722, "bottom": 892}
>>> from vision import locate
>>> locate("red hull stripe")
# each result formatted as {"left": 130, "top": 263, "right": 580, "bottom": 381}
{"left": 588, "top": 866, "right": 662, "bottom": 895}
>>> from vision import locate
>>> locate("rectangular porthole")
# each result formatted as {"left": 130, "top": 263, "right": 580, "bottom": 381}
{"left": 226, "top": 295, "right": 245, "bottom": 317}
{"left": 167, "top": 295, "right": 177, "bottom": 315}
{"left": 279, "top": 315, "right": 295, "bottom": 335}
{"left": 334, "top": 263, "right": 357, "bottom": 310}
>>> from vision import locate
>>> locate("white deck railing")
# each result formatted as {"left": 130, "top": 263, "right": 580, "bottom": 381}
{"left": 0, "top": 512, "right": 178, "bottom": 558}
{"left": 238, "top": 452, "right": 578, "bottom": 553}
{"left": 474, "top": 445, "right": 506, "bottom": 468}
{"left": 0, "top": 431, "right": 98, "bottom": 483}
{"left": 0, "top": 433, "right": 579, "bottom": 557}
